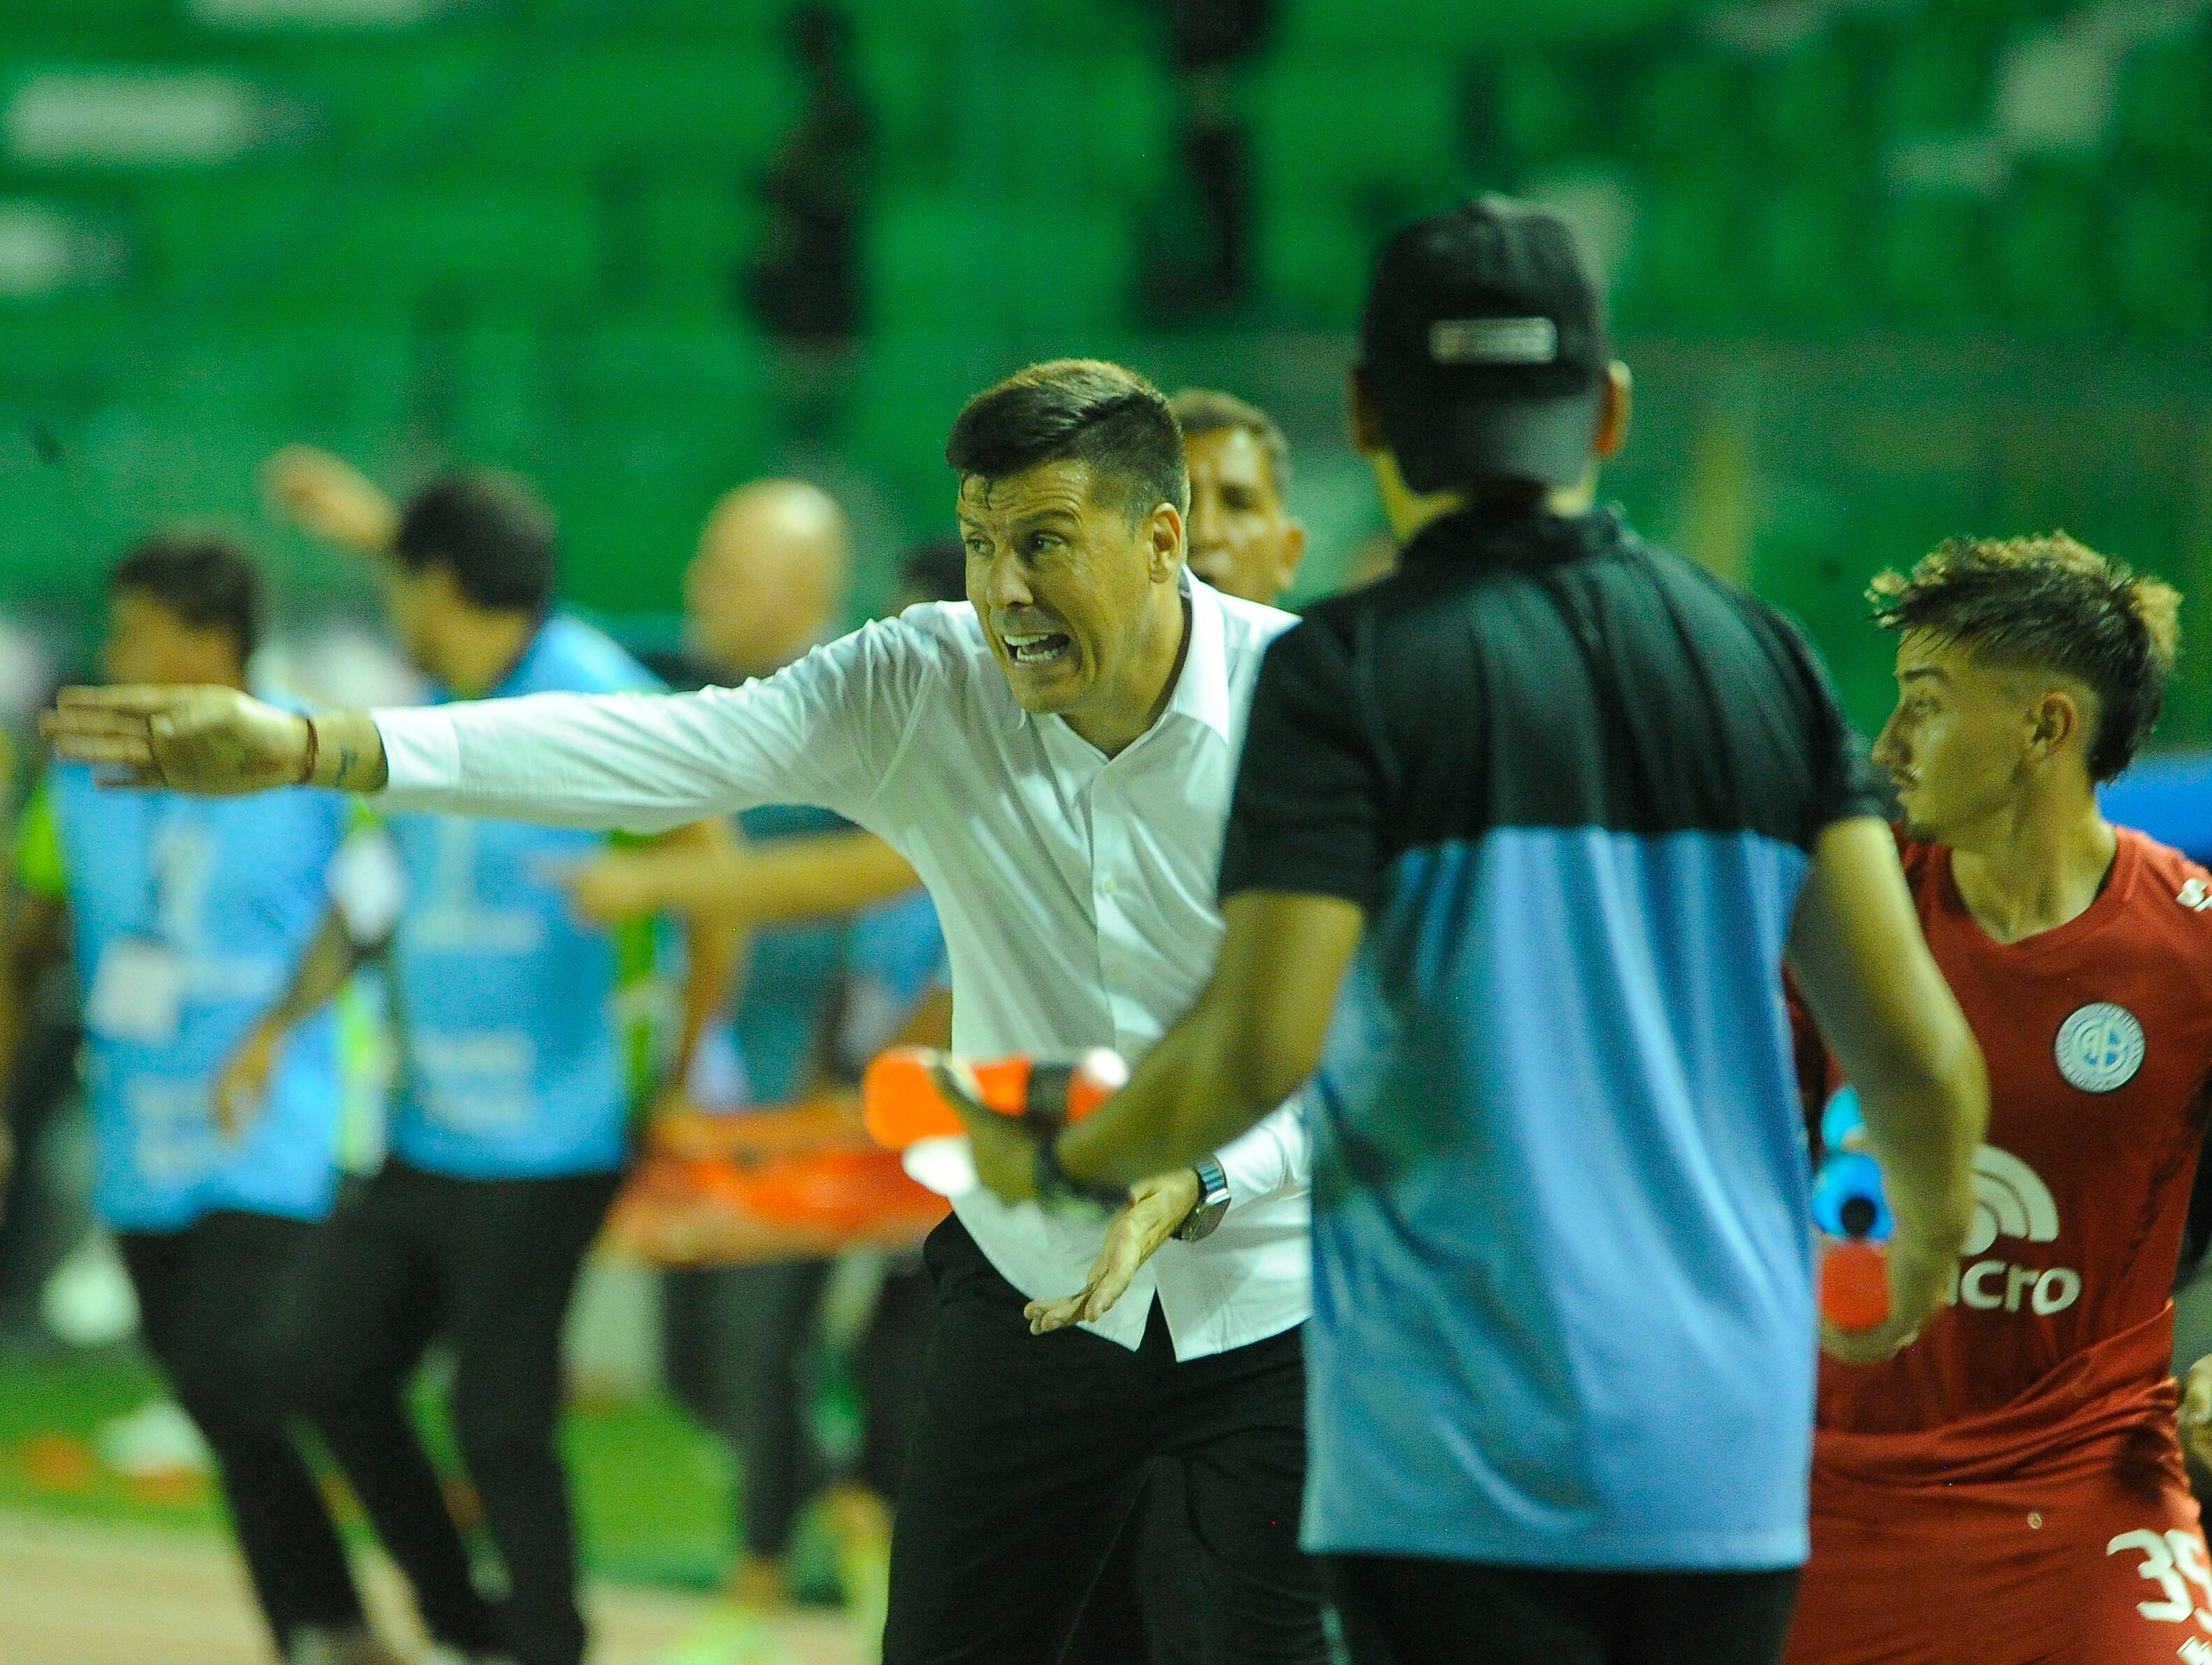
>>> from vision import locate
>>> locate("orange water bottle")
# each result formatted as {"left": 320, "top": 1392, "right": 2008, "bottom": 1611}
{"left": 862, "top": 1046, "right": 1129, "bottom": 1150}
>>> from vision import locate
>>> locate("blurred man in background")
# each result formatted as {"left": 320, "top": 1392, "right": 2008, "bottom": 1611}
{"left": 0, "top": 534, "right": 396, "bottom": 1665}
{"left": 1171, "top": 388, "right": 1306, "bottom": 606}
{"left": 245, "top": 458, "right": 741, "bottom": 1665}
{"left": 573, "top": 507, "right": 955, "bottom": 1665}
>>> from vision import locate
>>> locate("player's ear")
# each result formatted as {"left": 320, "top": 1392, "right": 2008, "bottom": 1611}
{"left": 1146, "top": 503, "right": 1184, "bottom": 581}
{"left": 2027, "top": 688, "right": 2080, "bottom": 762}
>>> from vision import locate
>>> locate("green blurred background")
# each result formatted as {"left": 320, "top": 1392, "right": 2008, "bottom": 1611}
{"left": 1, "top": 0, "right": 2209, "bottom": 743}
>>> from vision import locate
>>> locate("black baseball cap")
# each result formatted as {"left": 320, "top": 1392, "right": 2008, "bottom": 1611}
{"left": 1359, "top": 195, "right": 1610, "bottom": 494}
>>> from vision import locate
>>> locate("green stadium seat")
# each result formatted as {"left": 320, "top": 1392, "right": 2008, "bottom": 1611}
{"left": 1881, "top": 30, "right": 1995, "bottom": 145}
{"left": 1253, "top": 56, "right": 1463, "bottom": 201}
{"left": 1000, "top": 0, "right": 1159, "bottom": 53}
{"left": 1254, "top": 201, "right": 1382, "bottom": 328}
{"left": 1279, "top": 0, "right": 1702, "bottom": 54}
{"left": 556, "top": 319, "right": 769, "bottom": 422}
{"left": 1993, "top": 166, "right": 2101, "bottom": 335}
{"left": 463, "top": 45, "right": 797, "bottom": 180}
{"left": 846, "top": 329, "right": 1007, "bottom": 519}
{"left": 261, "top": 38, "right": 509, "bottom": 161}
{"left": 270, "top": 178, "right": 602, "bottom": 304}
{"left": 866, "top": 191, "right": 978, "bottom": 334}
{"left": 1623, "top": 51, "right": 1751, "bottom": 171}
{"left": 1758, "top": 36, "right": 1875, "bottom": 180}
{"left": 856, "top": 23, "right": 959, "bottom": 189}
{"left": 1876, "top": 191, "right": 1986, "bottom": 326}
{"left": 175, "top": 303, "right": 416, "bottom": 432}
{"left": 2112, "top": 31, "right": 2212, "bottom": 172}
{"left": 1, "top": 0, "right": 183, "bottom": 59}
{"left": 1483, "top": 54, "right": 1592, "bottom": 174}
{"left": 582, "top": 0, "right": 790, "bottom": 45}
{"left": 1251, "top": 55, "right": 1466, "bottom": 325}
{"left": 606, "top": 180, "right": 757, "bottom": 314}
{"left": 1753, "top": 184, "right": 1860, "bottom": 333}
{"left": 867, "top": 191, "right": 1137, "bottom": 337}
{"left": 1612, "top": 174, "right": 1743, "bottom": 334}
{"left": 2108, "top": 187, "right": 2211, "bottom": 341}
{"left": 133, "top": 169, "right": 316, "bottom": 291}
{"left": 991, "top": 50, "right": 1173, "bottom": 203}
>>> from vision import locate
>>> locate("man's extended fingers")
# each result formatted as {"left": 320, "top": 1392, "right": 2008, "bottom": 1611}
{"left": 41, "top": 706, "right": 157, "bottom": 743}
{"left": 48, "top": 732, "right": 157, "bottom": 766}
{"left": 1027, "top": 1295, "right": 1085, "bottom": 1334}
{"left": 55, "top": 685, "right": 197, "bottom": 713}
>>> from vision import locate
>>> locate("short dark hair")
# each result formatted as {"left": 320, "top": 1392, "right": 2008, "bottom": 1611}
{"left": 109, "top": 532, "right": 263, "bottom": 663}
{"left": 393, "top": 468, "right": 558, "bottom": 613}
{"left": 946, "top": 359, "right": 1189, "bottom": 522}
{"left": 1870, "top": 533, "right": 2182, "bottom": 781}
{"left": 898, "top": 537, "right": 967, "bottom": 605}
{"left": 1169, "top": 388, "right": 1293, "bottom": 501}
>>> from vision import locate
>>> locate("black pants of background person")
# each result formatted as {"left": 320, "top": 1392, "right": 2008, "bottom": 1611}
{"left": 882, "top": 1216, "right": 1327, "bottom": 1665}
{"left": 0, "top": 1002, "right": 82, "bottom": 1339}
{"left": 663, "top": 1251, "right": 934, "bottom": 1564}
{"left": 262, "top": 1159, "right": 621, "bottom": 1665}
{"left": 1327, "top": 1557, "right": 1801, "bottom": 1665}
{"left": 118, "top": 1210, "right": 372, "bottom": 1660}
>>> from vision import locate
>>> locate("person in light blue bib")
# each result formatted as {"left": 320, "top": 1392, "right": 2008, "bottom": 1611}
{"left": 0, "top": 534, "right": 393, "bottom": 1665}
{"left": 238, "top": 459, "right": 739, "bottom": 1665}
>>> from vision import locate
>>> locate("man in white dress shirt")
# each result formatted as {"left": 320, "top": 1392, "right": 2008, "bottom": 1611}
{"left": 46, "top": 359, "right": 1330, "bottom": 1665}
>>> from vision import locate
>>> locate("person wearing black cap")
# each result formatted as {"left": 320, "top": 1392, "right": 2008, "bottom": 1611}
{"left": 950, "top": 196, "right": 1990, "bottom": 1664}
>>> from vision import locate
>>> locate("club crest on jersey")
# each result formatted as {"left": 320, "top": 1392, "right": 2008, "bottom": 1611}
{"left": 2054, "top": 1002, "right": 2146, "bottom": 1093}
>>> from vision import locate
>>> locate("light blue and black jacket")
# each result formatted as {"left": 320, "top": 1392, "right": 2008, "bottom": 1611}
{"left": 1221, "top": 506, "right": 1885, "bottom": 1571}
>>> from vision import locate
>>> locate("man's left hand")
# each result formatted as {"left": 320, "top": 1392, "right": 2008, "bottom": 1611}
{"left": 956, "top": 1084, "right": 1042, "bottom": 1204}
{"left": 1025, "top": 1169, "right": 1201, "bottom": 1335}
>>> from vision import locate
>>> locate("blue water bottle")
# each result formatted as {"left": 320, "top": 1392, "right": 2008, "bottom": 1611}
{"left": 1814, "top": 1086, "right": 1893, "bottom": 1331}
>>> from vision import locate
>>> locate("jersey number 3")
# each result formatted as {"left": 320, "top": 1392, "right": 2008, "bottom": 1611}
{"left": 2109, "top": 1527, "right": 2212, "bottom": 1627}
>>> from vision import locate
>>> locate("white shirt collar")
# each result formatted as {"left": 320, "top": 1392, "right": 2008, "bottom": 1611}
{"left": 1165, "top": 571, "right": 1237, "bottom": 746}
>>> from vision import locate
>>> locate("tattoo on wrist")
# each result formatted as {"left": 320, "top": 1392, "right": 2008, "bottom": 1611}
{"left": 333, "top": 746, "right": 361, "bottom": 789}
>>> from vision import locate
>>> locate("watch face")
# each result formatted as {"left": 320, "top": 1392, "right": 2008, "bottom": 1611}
{"left": 1178, "top": 1186, "right": 1231, "bottom": 1242}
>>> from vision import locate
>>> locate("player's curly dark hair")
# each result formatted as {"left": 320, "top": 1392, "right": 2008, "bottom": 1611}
{"left": 1869, "top": 533, "right": 2181, "bottom": 782}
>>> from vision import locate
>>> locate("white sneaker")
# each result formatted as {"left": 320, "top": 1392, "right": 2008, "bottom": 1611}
{"left": 96, "top": 1399, "right": 210, "bottom": 1478}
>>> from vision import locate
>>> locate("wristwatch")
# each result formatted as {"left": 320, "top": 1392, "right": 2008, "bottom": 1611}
{"left": 1173, "top": 1156, "right": 1231, "bottom": 1242}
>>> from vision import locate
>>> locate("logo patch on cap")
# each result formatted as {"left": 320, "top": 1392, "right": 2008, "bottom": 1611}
{"left": 1429, "top": 317, "right": 1559, "bottom": 366}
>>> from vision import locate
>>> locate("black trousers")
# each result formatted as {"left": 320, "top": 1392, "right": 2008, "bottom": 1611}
{"left": 263, "top": 1160, "right": 620, "bottom": 1665}
{"left": 1064, "top": 1464, "right": 1208, "bottom": 1665}
{"left": 119, "top": 1210, "right": 368, "bottom": 1658}
{"left": 1327, "top": 1557, "right": 1802, "bottom": 1665}
{"left": 663, "top": 1253, "right": 933, "bottom": 1562}
{"left": 882, "top": 1216, "right": 1327, "bottom": 1665}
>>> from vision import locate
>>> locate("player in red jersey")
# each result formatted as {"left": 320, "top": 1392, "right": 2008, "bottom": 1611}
{"left": 1786, "top": 533, "right": 2212, "bottom": 1665}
